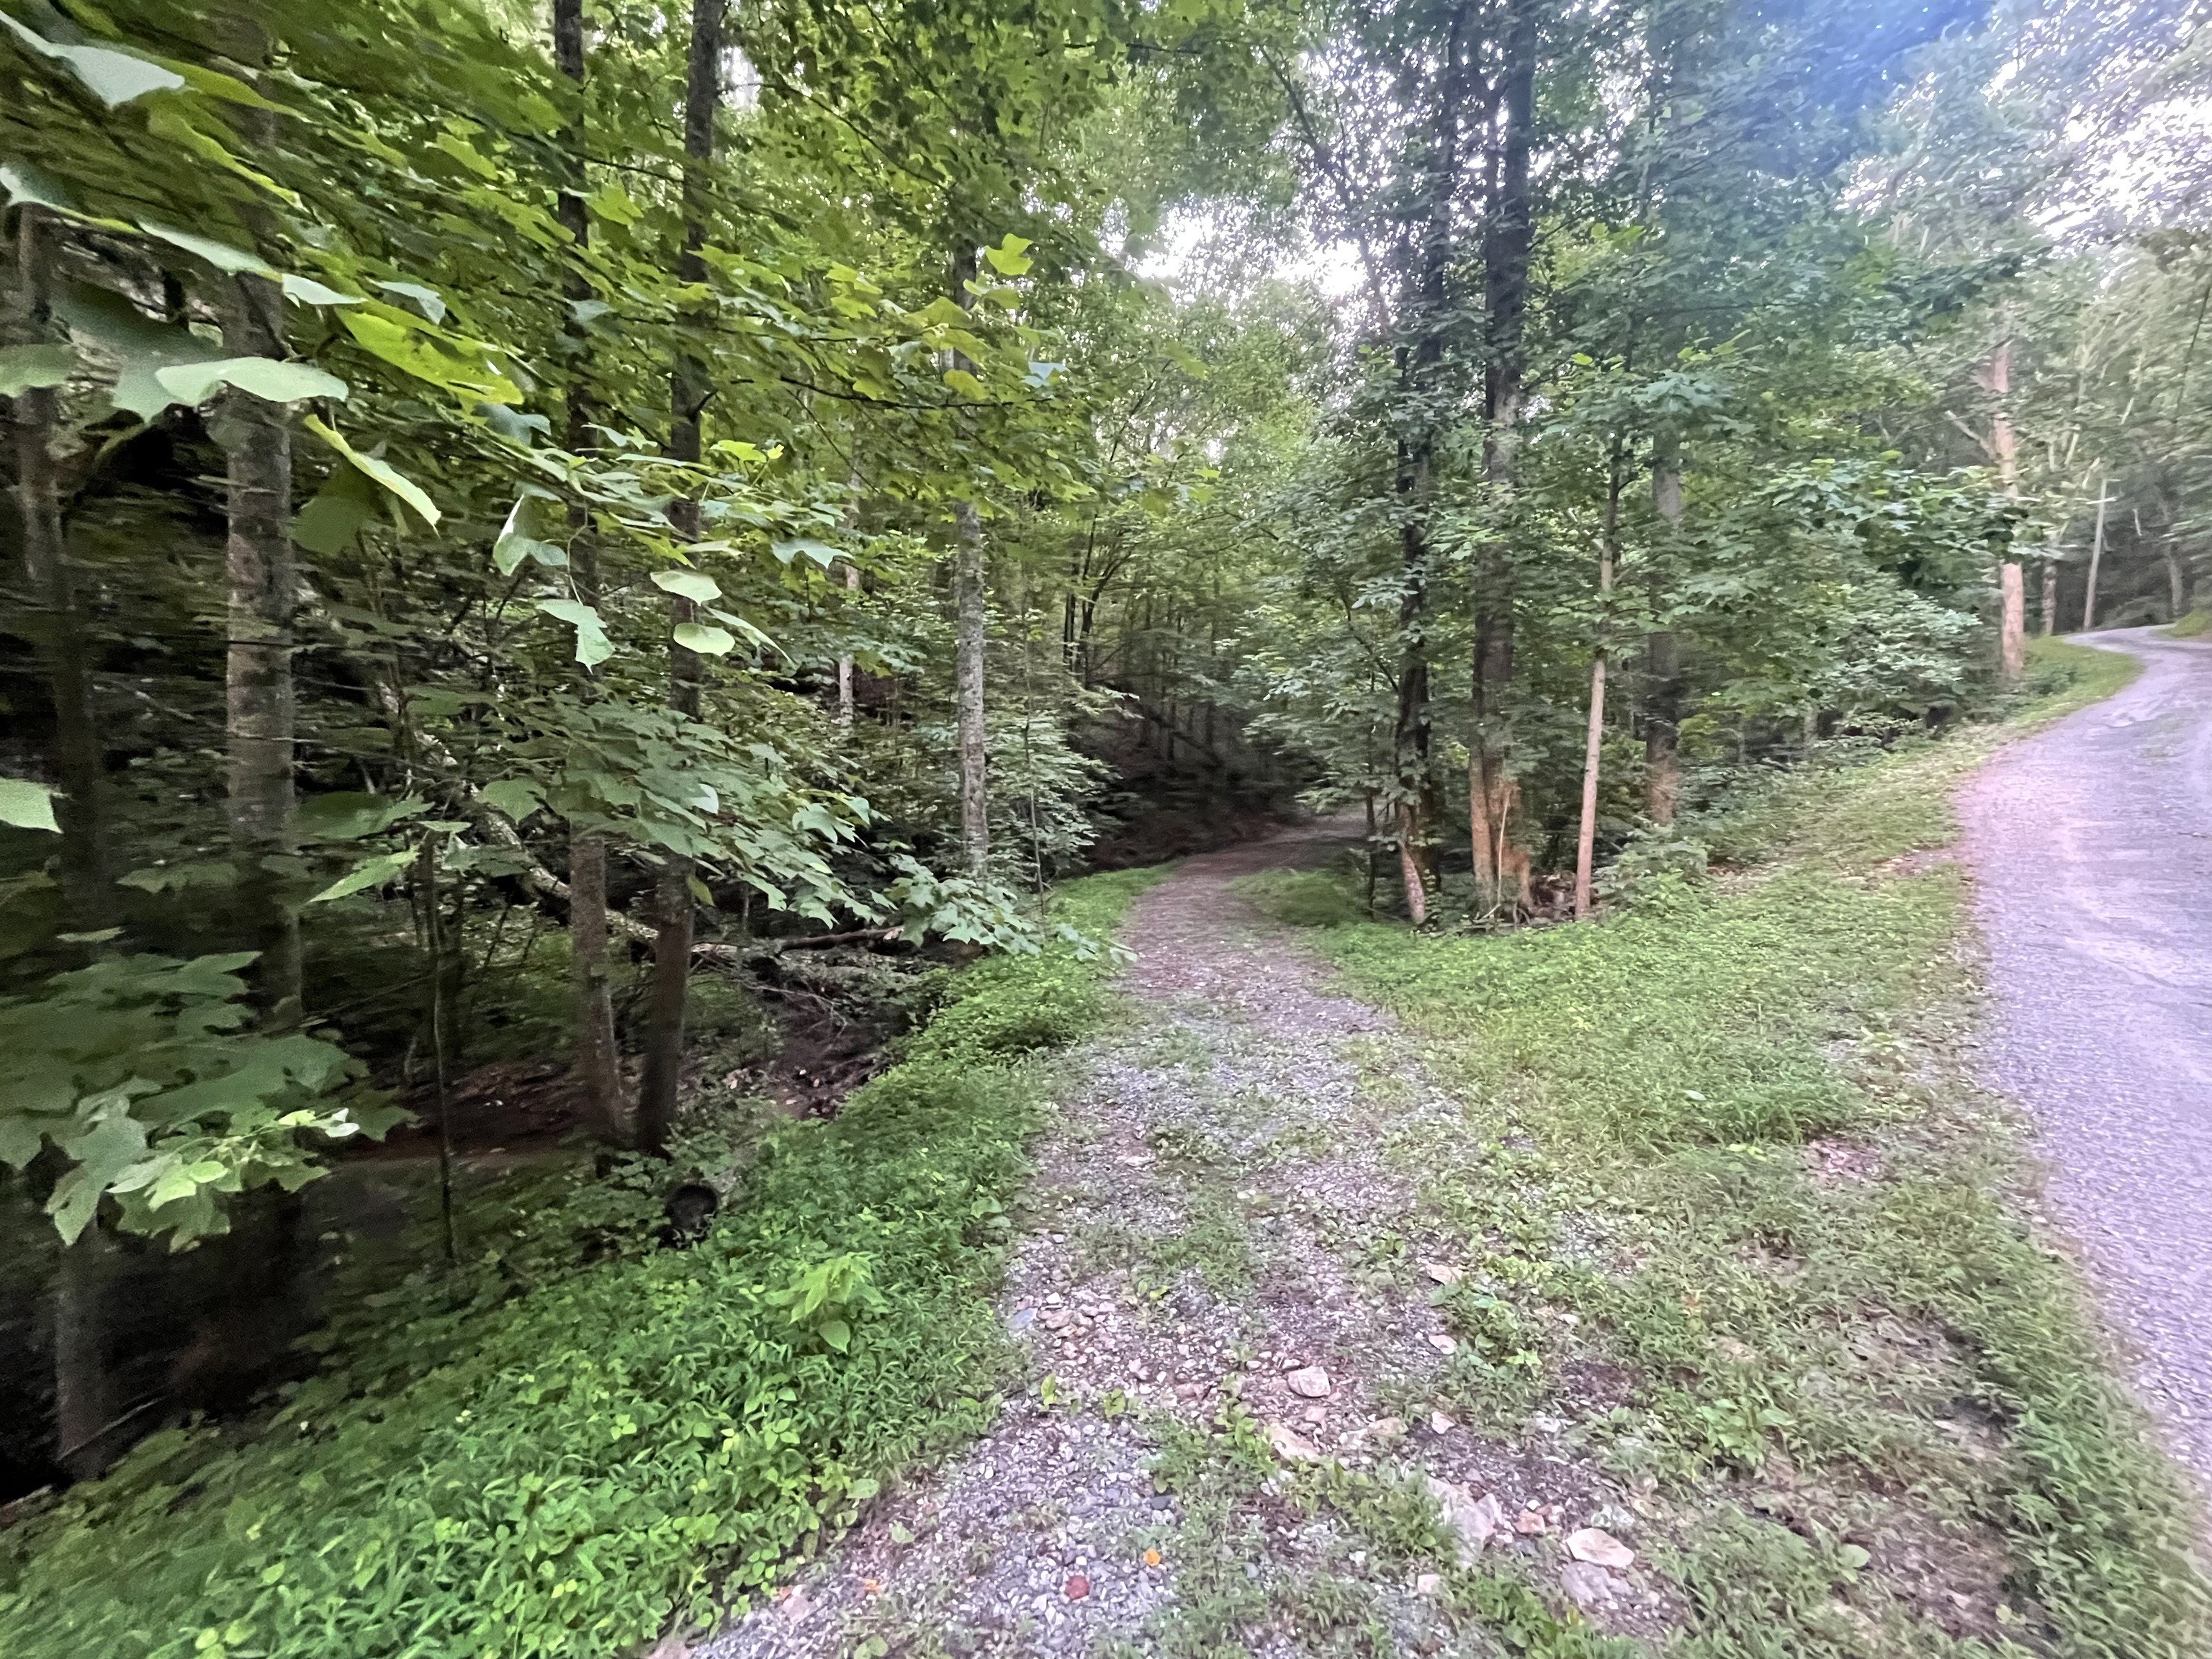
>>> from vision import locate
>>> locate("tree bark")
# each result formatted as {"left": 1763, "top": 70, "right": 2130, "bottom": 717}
{"left": 1575, "top": 453, "right": 1623, "bottom": 919}
{"left": 2041, "top": 557, "right": 2059, "bottom": 637}
{"left": 639, "top": 0, "right": 720, "bottom": 1159}
{"left": 1644, "top": 441, "right": 1685, "bottom": 825}
{"left": 1472, "top": 0, "right": 1536, "bottom": 911}
{"left": 2082, "top": 477, "right": 2108, "bottom": 631}
{"left": 215, "top": 261, "right": 302, "bottom": 1025}
{"left": 1977, "top": 337, "right": 2026, "bottom": 678}
{"left": 12, "top": 210, "right": 107, "bottom": 927}
{"left": 950, "top": 243, "right": 989, "bottom": 876}
{"left": 2166, "top": 541, "right": 2190, "bottom": 621}
{"left": 554, "top": 0, "right": 624, "bottom": 1146}
{"left": 53, "top": 1223, "right": 114, "bottom": 1483}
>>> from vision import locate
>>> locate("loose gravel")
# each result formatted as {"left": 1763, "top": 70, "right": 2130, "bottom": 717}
{"left": 1961, "top": 626, "right": 2212, "bottom": 1495}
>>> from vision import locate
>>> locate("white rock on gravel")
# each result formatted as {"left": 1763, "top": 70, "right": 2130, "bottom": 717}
{"left": 1263, "top": 1422, "right": 1323, "bottom": 1462}
{"left": 1560, "top": 1560, "right": 1618, "bottom": 1610}
{"left": 1424, "top": 1477, "right": 1503, "bottom": 1565}
{"left": 1566, "top": 1527, "right": 1635, "bottom": 1568}
{"left": 1285, "top": 1364, "right": 1332, "bottom": 1398}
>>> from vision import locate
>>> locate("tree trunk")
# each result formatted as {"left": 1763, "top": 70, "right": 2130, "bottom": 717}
{"left": 950, "top": 244, "right": 989, "bottom": 876}
{"left": 1977, "top": 337, "right": 2026, "bottom": 678}
{"left": 2082, "top": 478, "right": 2108, "bottom": 631}
{"left": 12, "top": 210, "right": 107, "bottom": 927}
{"left": 1575, "top": 453, "right": 1623, "bottom": 920}
{"left": 53, "top": 1224, "right": 114, "bottom": 1483}
{"left": 2166, "top": 541, "right": 2189, "bottom": 621}
{"left": 639, "top": 0, "right": 720, "bottom": 1159}
{"left": 1644, "top": 441, "right": 1685, "bottom": 825}
{"left": 554, "top": 0, "right": 624, "bottom": 1146}
{"left": 1472, "top": 0, "right": 1536, "bottom": 911}
{"left": 2041, "top": 557, "right": 2059, "bottom": 637}
{"left": 215, "top": 264, "right": 302, "bottom": 1025}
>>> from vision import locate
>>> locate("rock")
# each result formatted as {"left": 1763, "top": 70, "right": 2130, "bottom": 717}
{"left": 1560, "top": 1561, "right": 1617, "bottom": 1611}
{"left": 1424, "top": 1477, "right": 1503, "bottom": 1565}
{"left": 783, "top": 1584, "right": 813, "bottom": 1626}
{"left": 1422, "top": 1261, "right": 1463, "bottom": 1285}
{"left": 1426, "top": 1331, "right": 1458, "bottom": 1356}
{"left": 1429, "top": 1409, "right": 1457, "bottom": 1434}
{"left": 1285, "top": 1364, "right": 1333, "bottom": 1398}
{"left": 1566, "top": 1527, "right": 1635, "bottom": 1569}
{"left": 1065, "top": 1574, "right": 1090, "bottom": 1600}
{"left": 1174, "top": 1382, "right": 1202, "bottom": 1402}
{"left": 1714, "top": 1336, "right": 1755, "bottom": 1364}
{"left": 1414, "top": 1572, "right": 1444, "bottom": 1596}
{"left": 1010, "top": 1308, "right": 1036, "bottom": 1331}
{"left": 1365, "top": 1416, "right": 1407, "bottom": 1445}
{"left": 1514, "top": 1508, "right": 1550, "bottom": 1535}
{"left": 1589, "top": 1503, "right": 1639, "bottom": 1535}
{"left": 1302, "top": 1403, "right": 1327, "bottom": 1424}
{"left": 1263, "top": 1421, "right": 1322, "bottom": 1462}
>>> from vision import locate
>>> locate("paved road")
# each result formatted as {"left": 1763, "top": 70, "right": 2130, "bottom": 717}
{"left": 1962, "top": 626, "right": 2212, "bottom": 1491}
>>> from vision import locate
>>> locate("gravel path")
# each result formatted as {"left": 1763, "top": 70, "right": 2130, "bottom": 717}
{"left": 1961, "top": 626, "right": 2212, "bottom": 1491}
{"left": 698, "top": 819, "right": 1663, "bottom": 1657}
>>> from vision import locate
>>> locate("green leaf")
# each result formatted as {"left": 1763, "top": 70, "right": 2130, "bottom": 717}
{"left": 770, "top": 538, "right": 840, "bottom": 567}
{"left": 372, "top": 281, "right": 448, "bottom": 324}
{"left": 142, "top": 224, "right": 279, "bottom": 278}
{"left": 0, "top": 778, "right": 61, "bottom": 832}
{"left": 292, "top": 461, "right": 382, "bottom": 555}
{"left": 585, "top": 183, "right": 641, "bottom": 226}
{"left": 306, "top": 849, "right": 418, "bottom": 904}
{"left": 154, "top": 357, "right": 350, "bottom": 407}
{"left": 539, "top": 599, "right": 613, "bottom": 668}
{"left": 0, "top": 13, "right": 186, "bottom": 107}
{"left": 293, "top": 793, "right": 426, "bottom": 842}
{"left": 817, "top": 1318, "right": 852, "bottom": 1353}
{"left": 0, "top": 343, "right": 74, "bottom": 395}
{"left": 477, "top": 779, "right": 544, "bottom": 823}
{"left": 981, "top": 233, "right": 1034, "bottom": 276}
{"left": 48, "top": 1110, "right": 150, "bottom": 1244}
{"left": 280, "top": 274, "right": 364, "bottom": 307}
{"left": 494, "top": 496, "right": 567, "bottom": 574}
{"left": 0, "top": 1118, "right": 45, "bottom": 1171}
{"left": 52, "top": 280, "right": 225, "bottom": 420}
{"left": 302, "top": 417, "right": 439, "bottom": 528}
{"left": 650, "top": 569, "right": 722, "bottom": 603}
{"left": 673, "top": 623, "right": 735, "bottom": 657}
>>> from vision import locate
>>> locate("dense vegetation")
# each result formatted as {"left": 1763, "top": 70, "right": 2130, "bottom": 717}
{"left": 3, "top": 0, "right": 2208, "bottom": 1653}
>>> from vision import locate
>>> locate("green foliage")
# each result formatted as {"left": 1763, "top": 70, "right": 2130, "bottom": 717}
{"left": 1232, "top": 867, "right": 1363, "bottom": 927}
{"left": 1313, "top": 685, "right": 2211, "bottom": 1658}
{"left": 0, "top": 867, "right": 1161, "bottom": 1659}
{"left": 0, "top": 953, "right": 394, "bottom": 1245}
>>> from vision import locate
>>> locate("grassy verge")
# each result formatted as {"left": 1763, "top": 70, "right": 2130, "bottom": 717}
{"left": 2167, "top": 609, "right": 2212, "bottom": 639}
{"left": 1290, "top": 640, "right": 2204, "bottom": 1656}
{"left": 0, "top": 867, "right": 1168, "bottom": 1659}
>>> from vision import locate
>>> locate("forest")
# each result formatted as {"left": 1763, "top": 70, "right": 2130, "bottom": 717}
{"left": 4, "top": 0, "right": 2211, "bottom": 1655}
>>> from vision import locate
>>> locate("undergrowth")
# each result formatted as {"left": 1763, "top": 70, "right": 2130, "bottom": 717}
{"left": 1307, "top": 636, "right": 2208, "bottom": 1658}
{"left": 2165, "top": 609, "right": 2212, "bottom": 639}
{"left": 0, "top": 867, "right": 1168, "bottom": 1659}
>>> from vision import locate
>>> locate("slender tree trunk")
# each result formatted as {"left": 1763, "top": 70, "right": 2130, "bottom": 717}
{"left": 215, "top": 273, "right": 301, "bottom": 1025}
{"left": 2041, "top": 557, "right": 2059, "bottom": 637}
{"left": 949, "top": 244, "right": 989, "bottom": 876}
{"left": 1644, "top": 439, "right": 1685, "bottom": 825}
{"left": 1575, "top": 453, "right": 1623, "bottom": 919}
{"left": 2166, "top": 541, "right": 2189, "bottom": 621}
{"left": 1978, "top": 338, "right": 2026, "bottom": 678}
{"left": 639, "top": 0, "right": 720, "bottom": 1158}
{"left": 1472, "top": 0, "right": 1536, "bottom": 911}
{"left": 12, "top": 207, "right": 120, "bottom": 1485}
{"left": 2082, "top": 478, "right": 2108, "bottom": 631}
{"left": 554, "top": 0, "right": 624, "bottom": 1145}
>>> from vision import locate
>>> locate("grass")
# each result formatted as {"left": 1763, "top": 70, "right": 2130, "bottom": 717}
{"left": 1288, "top": 638, "right": 2206, "bottom": 1658}
{"left": 2166, "top": 609, "right": 2212, "bottom": 639}
{"left": 0, "top": 866, "right": 1169, "bottom": 1659}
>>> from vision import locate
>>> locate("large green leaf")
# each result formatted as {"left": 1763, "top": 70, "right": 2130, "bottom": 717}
{"left": 651, "top": 568, "right": 722, "bottom": 603}
{"left": 673, "top": 622, "right": 736, "bottom": 657}
{"left": 52, "top": 280, "right": 225, "bottom": 419}
{"left": 0, "top": 343, "right": 74, "bottom": 395}
{"left": 539, "top": 599, "right": 613, "bottom": 667}
{"left": 302, "top": 417, "right": 440, "bottom": 528}
{"left": 142, "top": 223, "right": 279, "bottom": 278}
{"left": 0, "top": 13, "right": 185, "bottom": 107}
{"left": 306, "top": 849, "right": 418, "bottom": 904}
{"left": 154, "top": 356, "right": 351, "bottom": 407}
{"left": 0, "top": 779, "right": 61, "bottom": 833}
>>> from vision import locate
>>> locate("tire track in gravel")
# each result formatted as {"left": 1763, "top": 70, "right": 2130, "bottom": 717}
{"left": 1961, "top": 626, "right": 2212, "bottom": 1498}
{"left": 698, "top": 819, "right": 1668, "bottom": 1658}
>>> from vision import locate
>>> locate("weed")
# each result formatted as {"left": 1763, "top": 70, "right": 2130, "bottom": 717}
{"left": 0, "top": 868, "right": 1171, "bottom": 1659}
{"left": 1233, "top": 867, "right": 1366, "bottom": 928}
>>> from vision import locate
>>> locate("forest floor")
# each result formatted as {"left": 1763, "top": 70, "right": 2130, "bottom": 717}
{"left": 698, "top": 641, "right": 2211, "bottom": 1659}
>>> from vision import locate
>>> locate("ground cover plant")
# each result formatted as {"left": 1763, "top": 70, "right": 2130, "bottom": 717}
{"left": 1300, "top": 641, "right": 2209, "bottom": 1658}
{"left": 0, "top": 868, "right": 1165, "bottom": 1659}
